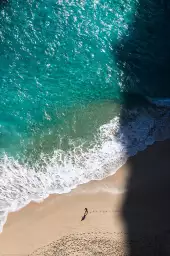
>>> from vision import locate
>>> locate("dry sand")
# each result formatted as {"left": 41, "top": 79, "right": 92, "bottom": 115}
{"left": 0, "top": 140, "right": 170, "bottom": 255}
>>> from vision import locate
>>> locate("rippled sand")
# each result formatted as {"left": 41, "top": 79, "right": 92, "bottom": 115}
{"left": 30, "top": 232, "right": 126, "bottom": 256}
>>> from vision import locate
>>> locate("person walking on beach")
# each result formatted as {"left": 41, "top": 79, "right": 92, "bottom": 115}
{"left": 81, "top": 208, "right": 88, "bottom": 221}
{"left": 84, "top": 208, "right": 88, "bottom": 215}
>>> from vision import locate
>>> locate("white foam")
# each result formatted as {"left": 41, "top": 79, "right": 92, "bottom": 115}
{"left": 0, "top": 105, "right": 170, "bottom": 232}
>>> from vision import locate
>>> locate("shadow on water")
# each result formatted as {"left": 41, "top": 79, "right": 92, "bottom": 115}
{"left": 115, "top": 0, "right": 170, "bottom": 98}
{"left": 114, "top": 0, "right": 170, "bottom": 255}
{"left": 0, "top": 0, "right": 8, "bottom": 6}
{"left": 0, "top": 0, "right": 8, "bottom": 10}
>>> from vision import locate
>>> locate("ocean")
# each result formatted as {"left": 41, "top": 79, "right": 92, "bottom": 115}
{"left": 0, "top": 0, "right": 170, "bottom": 231}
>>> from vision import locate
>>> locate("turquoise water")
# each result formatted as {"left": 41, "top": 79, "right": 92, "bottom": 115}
{"left": 0, "top": 0, "right": 170, "bottom": 231}
{"left": 0, "top": 0, "right": 136, "bottom": 159}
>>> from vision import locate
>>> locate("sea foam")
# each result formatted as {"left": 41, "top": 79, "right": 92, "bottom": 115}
{"left": 0, "top": 102, "right": 170, "bottom": 232}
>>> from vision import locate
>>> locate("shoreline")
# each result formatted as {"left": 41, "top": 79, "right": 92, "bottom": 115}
{"left": 0, "top": 165, "right": 127, "bottom": 255}
{"left": 1, "top": 139, "right": 170, "bottom": 255}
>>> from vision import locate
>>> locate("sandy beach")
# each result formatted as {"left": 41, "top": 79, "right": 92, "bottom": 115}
{"left": 1, "top": 139, "right": 170, "bottom": 255}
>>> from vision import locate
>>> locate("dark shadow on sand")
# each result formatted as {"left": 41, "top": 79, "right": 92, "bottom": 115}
{"left": 114, "top": 0, "right": 170, "bottom": 255}
{"left": 121, "top": 142, "right": 170, "bottom": 255}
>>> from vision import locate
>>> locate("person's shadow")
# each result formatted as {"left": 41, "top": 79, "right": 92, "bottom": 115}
{"left": 114, "top": 1, "right": 170, "bottom": 255}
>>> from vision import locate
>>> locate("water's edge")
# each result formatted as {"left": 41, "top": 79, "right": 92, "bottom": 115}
{"left": 1, "top": 97, "right": 170, "bottom": 232}
{"left": 0, "top": 136, "right": 169, "bottom": 234}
